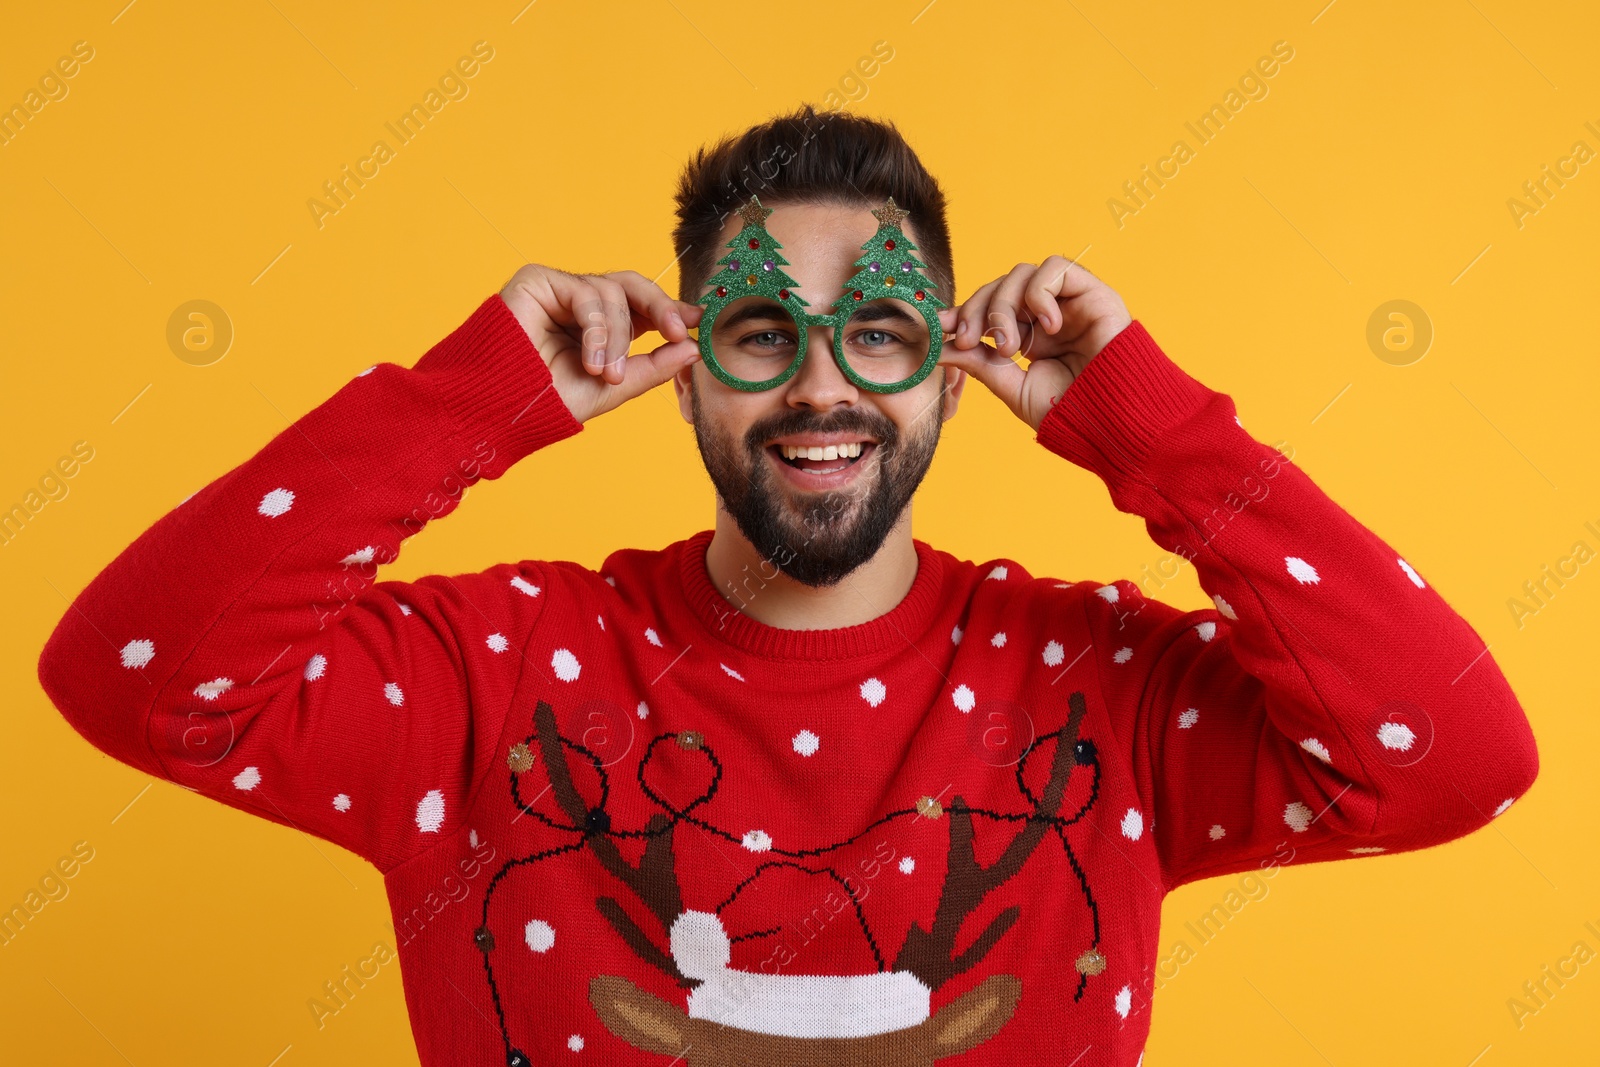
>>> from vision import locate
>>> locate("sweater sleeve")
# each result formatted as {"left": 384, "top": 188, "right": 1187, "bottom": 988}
{"left": 1035, "top": 321, "right": 1539, "bottom": 892}
{"left": 36, "top": 294, "right": 585, "bottom": 874}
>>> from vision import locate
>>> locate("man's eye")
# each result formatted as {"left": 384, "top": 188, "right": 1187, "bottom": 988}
{"left": 855, "top": 329, "right": 898, "bottom": 347}
{"left": 743, "top": 330, "right": 793, "bottom": 348}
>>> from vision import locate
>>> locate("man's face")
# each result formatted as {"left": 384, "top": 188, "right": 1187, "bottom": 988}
{"left": 674, "top": 200, "right": 964, "bottom": 588}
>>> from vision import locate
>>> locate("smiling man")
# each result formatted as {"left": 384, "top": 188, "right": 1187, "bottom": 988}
{"left": 40, "top": 104, "right": 1538, "bottom": 1065}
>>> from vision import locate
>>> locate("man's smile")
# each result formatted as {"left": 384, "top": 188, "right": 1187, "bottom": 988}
{"left": 764, "top": 438, "right": 878, "bottom": 490}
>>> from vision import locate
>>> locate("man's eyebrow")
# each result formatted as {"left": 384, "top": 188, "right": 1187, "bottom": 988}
{"left": 710, "top": 297, "right": 927, "bottom": 332}
{"left": 846, "top": 300, "right": 923, "bottom": 328}
{"left": 714, "top": 301, "right": 797, "bottom": 331}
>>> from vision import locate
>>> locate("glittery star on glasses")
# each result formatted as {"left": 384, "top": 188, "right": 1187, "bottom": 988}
{"left": 735, "top": 197, "right": 773, "bottom": 227}
{"left": 871, "top": 197, "right": 910, "bottom": 228}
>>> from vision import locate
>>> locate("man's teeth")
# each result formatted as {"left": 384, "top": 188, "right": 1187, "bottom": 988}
{"left": 780, "top": 442, "right": 866, "bottom": 461}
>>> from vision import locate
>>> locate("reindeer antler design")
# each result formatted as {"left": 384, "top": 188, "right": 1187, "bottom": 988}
{"left": 531, "top": 699, "right": 694, "bottom": 986}
{"left": 892, "top": 690, "right": 1089, "bottom": 991}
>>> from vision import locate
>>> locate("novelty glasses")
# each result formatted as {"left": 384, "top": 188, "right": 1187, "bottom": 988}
{"left": 689, "top": 195, "right": 946, "bottom": 393}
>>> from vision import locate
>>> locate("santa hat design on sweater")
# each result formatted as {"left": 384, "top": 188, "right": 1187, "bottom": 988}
{"left": 481, "top": 693, "right": 1099, "bottom": 1064}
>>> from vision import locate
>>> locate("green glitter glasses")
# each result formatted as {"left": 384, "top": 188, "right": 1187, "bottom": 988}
{"left": 688, "top": 195, "right": 946, "bottom": 394}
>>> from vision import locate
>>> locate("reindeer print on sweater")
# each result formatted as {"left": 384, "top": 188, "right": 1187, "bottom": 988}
{"left": 475, "top": 695, "right": 1098, "bottom": 1065}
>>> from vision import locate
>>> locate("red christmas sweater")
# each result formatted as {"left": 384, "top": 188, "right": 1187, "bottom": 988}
{"left": 39, "top": 293, "right": 1538, "bottom": 1066}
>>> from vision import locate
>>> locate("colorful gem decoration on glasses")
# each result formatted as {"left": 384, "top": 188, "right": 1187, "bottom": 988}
{"left": 693, "top": 194, "right": 946, "bottom": 393}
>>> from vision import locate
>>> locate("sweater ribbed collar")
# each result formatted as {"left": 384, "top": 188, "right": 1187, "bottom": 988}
{"left": 676, "top": 528, "right": 948, "bottom": 661}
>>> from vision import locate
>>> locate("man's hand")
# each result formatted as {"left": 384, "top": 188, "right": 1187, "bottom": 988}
{"left": 498, "top": 264, "right": 704, "bottom": 424}
{"left": 936, "top": 258, "right": 1132, "bottom": 432}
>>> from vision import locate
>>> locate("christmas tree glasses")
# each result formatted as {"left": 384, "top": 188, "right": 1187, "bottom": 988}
{"left": 690, "top": 195, "right": 946, "bottom": 394}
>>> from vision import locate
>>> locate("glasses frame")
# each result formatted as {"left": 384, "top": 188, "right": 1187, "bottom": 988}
{"left": 690, "top": 196, "right": 946, "bottom": 394}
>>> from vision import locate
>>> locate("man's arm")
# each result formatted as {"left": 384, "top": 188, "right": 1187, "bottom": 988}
{"left": 36, "top": 271, "right": 703, "bottom": 874}
{"left": 1037, "top": 320, "right": 1538, "bottom": 890}
{"left": 937, "top": 262, "right": 1537, "bottom": 891}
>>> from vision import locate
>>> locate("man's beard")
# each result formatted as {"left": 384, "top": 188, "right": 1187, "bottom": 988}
{"left": 689, "top": 378, "right": 945, "bottom": 588}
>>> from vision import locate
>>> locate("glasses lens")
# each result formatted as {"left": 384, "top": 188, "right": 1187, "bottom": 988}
{"left": 708, "top": 296, "right": 802, "bottom": 385}
{"left": 839, "top": 297, "right": 932, "bottom": 387}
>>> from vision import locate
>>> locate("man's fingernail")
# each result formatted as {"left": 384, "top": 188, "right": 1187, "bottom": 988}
{"left": 993, "top": 330, "right": 1006, "bottom": 346}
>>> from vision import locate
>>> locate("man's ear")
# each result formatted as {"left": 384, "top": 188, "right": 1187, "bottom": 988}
{"left": 673, "top": 363, "right": 696, "bottom": 425}
{"left": 940, "top": 365, "right": 967, "bottom": 423}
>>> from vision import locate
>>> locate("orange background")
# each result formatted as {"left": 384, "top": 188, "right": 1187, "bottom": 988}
{"left": 3, "top": 1, "right": 1596, "bottom": 1063}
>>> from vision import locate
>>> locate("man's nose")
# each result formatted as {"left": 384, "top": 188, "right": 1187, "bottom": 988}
{"left": 783, "top": 323, "right": 857, "bottom": 407}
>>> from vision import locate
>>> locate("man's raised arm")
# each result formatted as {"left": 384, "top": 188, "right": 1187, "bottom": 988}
{"left": 938, "top": 261, "right": 1538, "bottom": 891}
{"left": 36, "top": 268, "right": 702, "bottom": 872}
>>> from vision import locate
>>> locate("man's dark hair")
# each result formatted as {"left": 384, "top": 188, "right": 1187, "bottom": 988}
{"left": 672, "top": 103, "right": 954, "bottom": 307}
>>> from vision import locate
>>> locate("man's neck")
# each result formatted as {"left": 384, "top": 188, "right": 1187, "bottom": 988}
{"left": 703, "top": 509, "right": 920, "bottom": 631}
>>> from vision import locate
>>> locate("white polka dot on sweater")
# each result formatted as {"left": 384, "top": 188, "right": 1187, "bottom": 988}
{"left": 987, "top": 565, "right": 1008, "bottom": 581}
{"left": 1285, "top": 556, "right": 1320, "bottom": 584}
{"left": 951, "top": 624, "right": 964, "bottom": 645}
{"left": 645, "top": 627, "right": 663, "bottom": 647}
{"left": 604, "top": 574, "right": 616, "bottom": 587}
{"left": 357, "top": 365, "right": 376, "bottom": 376}
{"left": 1493, "top": 797, "right": 1515, "bottom": 817}
{"left": 567, "top": 1035, "right": 584, "bottom": 1052}
{"left": 525, "top": 919, "right": 556, "bottom": 953}
{"left": 792, "top": 730, "right": 820, "bottom": 757}
{"left": 416, "top": 790, "right": 446, "bottom": 832}
{"left": 1194, "top": 621, "right": 1216, "bottom": 642}
{"left": 1114, "top": 985, "right": 1132, "bottom": 1019}
{"left": 860, "top": 677, "right": 887, "bottom": 707}
{"left": 384, "top": 682, "right": 405, "bottom": 706}
{"left": 304, "top": 654, "right": 327, "bottom": 681}
{"left": 636, "top": 701, "right": 649, "bottom": 720}
{"left": 1284, "top": 801, "right": 1314, "bottom": 832}
{"left": 398, "top": 603, "right": 413, "bottom": 616}
{"left": 1095, "top": 585, "right": 1119, "bottom": 603}
{"left": 1042, "top": 640, "right": 1065, "bottom": 666}
{"left": 1113, "top": 647, "right": 1133, "bottom": 664}
{"left": 899, "top": 856, "right": 915, "bottom": 874}
{"left": 1209, "top": 824, "right": 1226, "bottom": 840}
{"left": 552, "top": 649, "right": 581, "bottom": 681}
{"left": 741, "top": 830, "right": 772, "bottom": 852}
{"left": 952, "top": 684, "right": 976, "bottom": 713}
{"left": 1398, "top": 558, "right": 1426, "bottom": 589}
{"left": 720, "top": 663, "right": 745, "bottom": 682}
{"left": 333, "top": 793, "right": 351, "bottom": 812}
{"left": 510, "top": 576, "right": 541, "bottom": 600}
{"left": 1300, "top": 738, "right": 1332, "bottom": 763}
{"left": 1350, "top": 846, "right": 1386, "bottom": 854}
{"left": 233, "top": 766, "right": 261, "bottom": 791}
{"left": 120, "top": 639, "right": 155, "bottom": 669}
{"left": 1178, "top": 708, "right": 1199, "bottom": 729}
{"left": 258, "top": 488, "right": 295, "bottom": 517}
{"left": 596, "top": 614, "right": 605, "bottom": 631}
{"left": 342, "top": 546, "right": 376, "bottom": 566}
{"left": 486, "top": 633, "right": 509, "bottom": 653}
{"left": 1376, "top": 721, "right": 1415, "bottom": 751}
{"left": 1121, "top": 808, "right": 1144, "bottom": 840}
{"left": 194, "top": 677, "right": 233, "bottom": 701}
{"left": 469, "top": 830, "right": 479, "bottom": 848}
{"left": 1212, "top": 594, "right": 1237, "bottom": 620}
{"left": 990, "top": 632, "right": 1008, "bottom": 648}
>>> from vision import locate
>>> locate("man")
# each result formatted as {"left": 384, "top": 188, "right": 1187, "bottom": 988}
{"left": 40, "top": 105, "right": 1537, "bottom": 1065}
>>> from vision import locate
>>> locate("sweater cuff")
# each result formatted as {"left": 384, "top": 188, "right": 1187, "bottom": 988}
{"left": 413, "top": 293, "right": 584, "bottom": 478}
{"left": 1034, "top": 320, "right": 1215, "bottom": 485}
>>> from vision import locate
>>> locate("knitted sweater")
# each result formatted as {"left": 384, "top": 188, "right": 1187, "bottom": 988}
{"left": 38, "top": 293, "right": 1539, "bottom": 1066}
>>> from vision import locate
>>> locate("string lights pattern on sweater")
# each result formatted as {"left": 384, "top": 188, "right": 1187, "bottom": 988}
{"left": 37, "top": 294, "right": 1539, "bottom": 1066}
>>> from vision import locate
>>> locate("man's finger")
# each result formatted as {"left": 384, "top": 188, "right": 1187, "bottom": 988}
{"left": 612, "top": 338, "right": 701, "bottom": 407}
{"left": 937, "top": 336, "right": 1024, "bottom": 411}
{"left": 986, "top": 263, "right": 1036, "bottom": 362}
{"left": 547, "top": 272, "right": 609, "bottom": 374}
{"left": 610, "top": 270, "right": 691, "bottom": 343}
